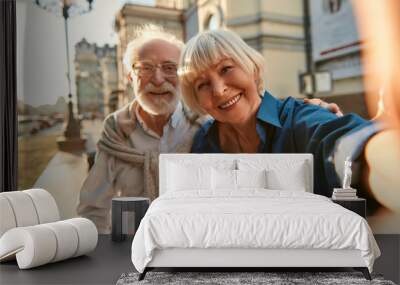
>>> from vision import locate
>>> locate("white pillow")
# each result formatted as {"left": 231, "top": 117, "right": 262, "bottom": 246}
{"left": 166, "top": 158, "right": 236, "bottom": 170}
{"left": 237, "top": 169, "right": 267, "bottom": 188}
{"left": 211, "top": 169, "right": 268, "bottom": 190}
{"left": 212, "top": 168, "right": 237, "bottom": 190}
{"left": 167, "top": 162, "right": 212, "bottom": 191}
{"left": 238, "top": 159, "right": 309, "bottom": 192}
{"left": 266, "top": 162, "right": 307, "bottom": 191}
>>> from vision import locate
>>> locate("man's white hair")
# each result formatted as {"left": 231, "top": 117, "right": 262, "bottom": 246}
{"left": 123, "top": 24, "right": 184, "bottom": 74}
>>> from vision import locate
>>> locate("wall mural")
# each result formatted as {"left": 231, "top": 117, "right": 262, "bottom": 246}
{"left": 16, "top": 0, "right": 399, "bottom": 236}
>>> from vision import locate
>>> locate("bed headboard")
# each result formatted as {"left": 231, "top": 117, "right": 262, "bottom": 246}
{"left": 159, "top": 153, "right": 313, "bottom": 195}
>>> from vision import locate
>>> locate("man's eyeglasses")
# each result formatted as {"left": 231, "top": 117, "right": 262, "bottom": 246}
{"left": 132, "top": 62, "right": 178, "bottom": 78}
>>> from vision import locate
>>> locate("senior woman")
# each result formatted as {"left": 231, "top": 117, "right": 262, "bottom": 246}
{"left": 178, "top": 29, "right": 381, "bottom": 201}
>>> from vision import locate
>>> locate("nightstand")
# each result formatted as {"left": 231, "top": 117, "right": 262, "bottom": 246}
{"left": 331, "top": 198, "right": 366, "bottom": 218}
{"left": 112, "top": 197, "right": 150, "bottom": 242}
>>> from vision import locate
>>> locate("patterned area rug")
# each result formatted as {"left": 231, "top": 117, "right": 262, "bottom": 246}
{"left": 116, "top": 271, "right": 396, "bottom": 285}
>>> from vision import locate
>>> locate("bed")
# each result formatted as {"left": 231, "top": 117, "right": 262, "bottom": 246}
{"left": 131, "top": 154, "right": 380, "bottom": 281}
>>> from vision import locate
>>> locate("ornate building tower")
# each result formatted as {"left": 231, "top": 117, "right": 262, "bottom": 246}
{"left": 75, "top": 39, "right": 118, "bottom": 117}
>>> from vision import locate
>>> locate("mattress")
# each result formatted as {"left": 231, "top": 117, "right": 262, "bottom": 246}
{"left": 131, "top": 190, "right": 380, "bottom": 273}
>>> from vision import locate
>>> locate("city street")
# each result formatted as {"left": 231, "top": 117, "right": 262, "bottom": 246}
{"left": 33, "top": 119, "right": 103, "bottom": 219}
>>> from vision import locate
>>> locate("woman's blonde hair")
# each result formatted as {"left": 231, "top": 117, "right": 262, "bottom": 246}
{"left": 123, "top": 24, "right": 184, "bottom": 74}
{"left": 178, "top": 29, "right": 265, "bottom": 115}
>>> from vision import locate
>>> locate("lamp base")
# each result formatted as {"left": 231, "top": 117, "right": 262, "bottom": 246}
{"left": 57, "top": 136, "right": 87, "bottom": 152}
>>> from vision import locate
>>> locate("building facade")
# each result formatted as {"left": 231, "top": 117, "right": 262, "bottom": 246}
{"left": 114, "top": 0, "right": 367, "bottom": 116}
{"left": 98, "top": 47, "right": 119, "bottom": 115}
{"left": 310, "top": 0, "right": 367, "bottom": 117}
{"left": 75, "top": 39, "right": 118, "bottom": 117}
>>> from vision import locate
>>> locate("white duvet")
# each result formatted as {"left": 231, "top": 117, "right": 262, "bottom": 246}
{"left": 131, "top": 190, "right": 380, "bottom": 273}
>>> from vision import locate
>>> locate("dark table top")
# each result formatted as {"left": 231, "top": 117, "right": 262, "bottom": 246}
{"left": 0, "top": 235, "right": 134, "bottom": 285}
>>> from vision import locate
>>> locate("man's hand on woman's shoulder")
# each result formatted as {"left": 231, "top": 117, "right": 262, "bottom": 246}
{"left": 303, "top": 97, "right": 344, "bottom": 117}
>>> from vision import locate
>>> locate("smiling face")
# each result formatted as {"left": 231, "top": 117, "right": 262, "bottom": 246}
{"left": 179, "top": 29, "right": 265, "bottom": 121}
{"left": 193, "top": 58, "right": 262, "bottom": 125}
{"left": 132, "top": 39, "right": 181, "bottom": 115}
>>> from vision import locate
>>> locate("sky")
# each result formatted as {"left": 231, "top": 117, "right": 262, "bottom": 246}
{"left": 16, "top": 0, "right": 155, "bottom": 107}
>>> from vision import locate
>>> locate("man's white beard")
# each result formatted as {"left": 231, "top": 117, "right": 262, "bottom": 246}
{"left": 135, "top": 82, "right": 179, "bottom": 116}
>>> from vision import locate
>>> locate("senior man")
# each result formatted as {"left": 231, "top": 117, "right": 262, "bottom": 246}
{"left": 77, "top": 25, "right": 342, "bottom": 233}
{"left": 77, "top": 25, "right": 202, "bottom": 233}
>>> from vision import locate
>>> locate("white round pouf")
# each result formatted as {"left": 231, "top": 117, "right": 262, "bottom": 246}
{"left": 0, "top": 226, "right": 57, "bottom": 269}
{"left": 64, "top": 218, "right": 98, "bottom": 257}
{"left": 42, "top": 221, "right": 79, "bottom": 262}
{"left": 0, "top": 189, "right": 98, "bottom": 269}
{"left": 0, "top": 192, "right": 39, "bottom": 227}
{"left": 0, "top": 196, "right": 17, "bottom": 237}
{"left": 24, "top": 188, "right": 60, "bottom": 223}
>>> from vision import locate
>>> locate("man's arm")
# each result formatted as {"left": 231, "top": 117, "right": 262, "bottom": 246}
{"left": 332, "top": 122, "right": 384, "bottom": 214}
{"left": 77, "top": 151, "right": 116, "bottom": 234}
{"left": 292, "top": 102, "right": 376, "bottom": 198}
{"left": 303, "top": 97, "right": 344, "bottom": 117}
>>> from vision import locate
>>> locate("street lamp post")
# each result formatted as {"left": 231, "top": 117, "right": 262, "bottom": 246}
{"left": 34, "top": 0, "right": 94, "bottom": 152}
